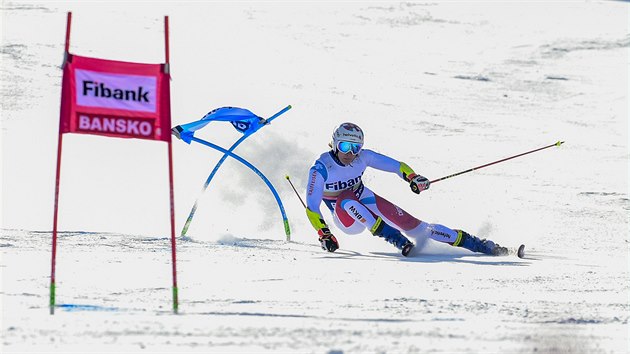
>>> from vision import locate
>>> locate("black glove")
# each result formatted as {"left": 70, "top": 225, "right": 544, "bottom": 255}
{"left": 318, "top": 228, "right": 339, "bottom": 252}
{"left": 408, "top": 173, "right": 430, "bottom": 194}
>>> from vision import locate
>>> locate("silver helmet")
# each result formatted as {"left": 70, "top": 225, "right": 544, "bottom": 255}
{"left": 332, "top": 122, "right": 364, "bottom": 154}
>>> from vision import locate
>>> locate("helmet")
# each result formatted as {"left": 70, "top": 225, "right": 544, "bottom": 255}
{"left": 332, "top": 122, "right": 364, "bottom": 153}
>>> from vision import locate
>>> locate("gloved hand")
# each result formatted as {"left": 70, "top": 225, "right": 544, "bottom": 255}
{"left": 408, "top": 173, "right": 430, "bottom": 194}
{"left": 318, "top": 228, "right": 339, "bottom": 252}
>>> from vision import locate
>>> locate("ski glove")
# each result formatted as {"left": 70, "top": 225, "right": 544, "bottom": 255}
{"left": 408, "top": 173, "right": 430, "bottom": 194}
{"left": 318, "top": 228, "right": 339, "bottom": 252}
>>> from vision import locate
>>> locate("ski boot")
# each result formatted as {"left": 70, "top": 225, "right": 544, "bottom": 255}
{"left": 453, "top": 230, "right": 507, "bottom": 256}
{"left": 371, "top": 217, "right": 414, "bottom": 257}
{"left": 492, "top": 244, "right": 509, "bottom": 256}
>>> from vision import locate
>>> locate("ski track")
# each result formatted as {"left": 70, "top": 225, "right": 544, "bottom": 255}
{"left": 1, "top": 229, "right": 628, "bottom": 353}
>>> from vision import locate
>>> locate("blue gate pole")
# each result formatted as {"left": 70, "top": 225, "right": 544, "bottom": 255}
{"left": 180, "top": 105, "right": 291, "bottom": 237}
{"left": 190, "top": 136, "right": 291, "bottom": 241}
{"left": 180, "top": 133, "right": 250, "bottom": 237}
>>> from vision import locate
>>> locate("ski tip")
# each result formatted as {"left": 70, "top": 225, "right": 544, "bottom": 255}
{"left": 517, "top": 244, "right": 525, "bottom": 258}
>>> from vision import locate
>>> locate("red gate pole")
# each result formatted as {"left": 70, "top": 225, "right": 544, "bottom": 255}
{"left": 50, "top": 11, "right": 72, "bottom": 315}
{"left": 164, "top": 15, "right": 179, "bottom": 314}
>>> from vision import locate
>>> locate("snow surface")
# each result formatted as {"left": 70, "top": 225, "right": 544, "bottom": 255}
{"left": 2, "top": 1, "right": 629, "bottom": 353}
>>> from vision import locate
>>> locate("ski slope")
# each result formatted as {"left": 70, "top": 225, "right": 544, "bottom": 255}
{"left": 2, "top": 1, "right": 628, "bottom": 353}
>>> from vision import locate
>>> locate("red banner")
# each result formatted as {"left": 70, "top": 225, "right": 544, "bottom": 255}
{"left": 59, "top": 54, "right": 171, "bottom": 142}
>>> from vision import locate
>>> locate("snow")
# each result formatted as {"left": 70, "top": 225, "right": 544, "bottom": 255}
{"left": 2, "top": 1, "right": 629, "bottom": 353}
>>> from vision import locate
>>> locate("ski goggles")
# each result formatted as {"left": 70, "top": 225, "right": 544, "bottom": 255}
{"left": 337, "top": 141, "right": 363, "bottom": 155}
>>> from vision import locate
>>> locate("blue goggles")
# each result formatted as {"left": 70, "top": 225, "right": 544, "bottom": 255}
{"left": 337, "top": 141, "right": 363, "bottom": 155}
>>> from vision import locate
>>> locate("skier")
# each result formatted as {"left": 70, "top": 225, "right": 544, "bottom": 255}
{"left": 305, "top": 122, "right": 509, "bottom": 257}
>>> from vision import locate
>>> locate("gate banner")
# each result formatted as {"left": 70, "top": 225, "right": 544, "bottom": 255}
{"left": 59, "top": 54, "right": 171, "bottom": 142}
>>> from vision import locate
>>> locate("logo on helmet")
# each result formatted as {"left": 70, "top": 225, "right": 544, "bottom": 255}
{"left": 334, "top": 123, "right": 363, "bottom": 141}
{"left": 342, "top": 123, "right": 362, "bottom": 133}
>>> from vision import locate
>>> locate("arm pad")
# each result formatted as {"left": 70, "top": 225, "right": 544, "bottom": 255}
{"left": 306, "top": 207, "right": 328, "bottom": 231}
{"left": 399, "top": 162, "right": 416, "bottom": 182}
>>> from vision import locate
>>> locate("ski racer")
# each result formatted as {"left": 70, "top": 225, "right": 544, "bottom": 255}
{"left": 305, "top": 122, "right": 509, "bottom": 257}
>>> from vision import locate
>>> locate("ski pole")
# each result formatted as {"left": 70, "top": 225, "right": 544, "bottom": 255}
{"left": 430, "top": 141, "right": 564, "bottom": 184}
{"left": 285, "top": 175, "right": 307, "bottom": 209}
